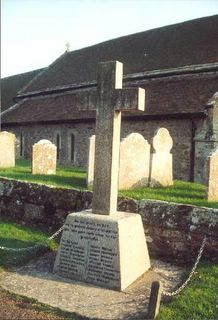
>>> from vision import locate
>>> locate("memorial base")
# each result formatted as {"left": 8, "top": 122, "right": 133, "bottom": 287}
{"left": 54, "top": 210, "right": 150, "bottom": 291}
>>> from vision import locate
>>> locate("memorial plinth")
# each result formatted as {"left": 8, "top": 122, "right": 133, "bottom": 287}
{"left": 54, "top": 60, "right": 150, "bottom": 291}
{"left": 54, "top": 210, "right": 150, "bottom": 291}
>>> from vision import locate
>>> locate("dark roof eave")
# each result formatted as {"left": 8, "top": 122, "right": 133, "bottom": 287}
{"left": 1, "top": 111, "right": 206, "bottom": 127}
{"left": 14, "top": 63, "right": 218, "bottom": 101}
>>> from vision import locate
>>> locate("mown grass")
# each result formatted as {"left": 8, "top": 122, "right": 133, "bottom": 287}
{"left": 0, "top": 159, "right": 87, "bottom": 190}
{"left": 120, "top": 180, "right": 218, "bottom": 209}
{"left": 157, "top": 261, "right": 218, "bottom": 320}
{"left": 0, "top": 159, "right": 217, "bottom": 208}
{"left": 0, "top": 219, "right": 58, "bottom": 269}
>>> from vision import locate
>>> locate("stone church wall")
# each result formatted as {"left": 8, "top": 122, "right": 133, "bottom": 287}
{"left": 4, "top": 117, "right": 197, "bottom": 181}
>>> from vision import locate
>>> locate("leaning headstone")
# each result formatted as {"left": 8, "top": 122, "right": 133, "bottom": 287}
{"left": 86, "top": 133, "right": 150, "bottom": 189}
{"left": 54, "top": 61, "right": 150, "bottom": 291}
{"left": 207, "top": 147, "right": 218, "bottom": 201}
{"left": 150, "top": 128, "right": 173, "bottom": 187}
{"left": 0, "top": 131, "right": 16, "bottom": 168}
{"left": 32, "top": 139, "right": 57, "bottom": 175}
{"left": 86, "top": 135, "right": 95, "bottom": 188}
{"left": 119, "top": 133, "right": 150, "bottom": 189}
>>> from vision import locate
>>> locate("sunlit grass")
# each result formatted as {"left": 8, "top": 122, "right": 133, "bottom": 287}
{"left": 120, "top": 180, "right": 218, "bottom": 209}
{"left": 0, "top": 159, "right": 87, "bottom": 189}
{"left": 157, "top": 261, "right": 218, "bottom": 320}
{"left": 0, "top": 159, "right": 217, "bottom": 208}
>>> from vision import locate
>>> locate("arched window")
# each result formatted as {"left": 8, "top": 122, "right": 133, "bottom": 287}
{"left": 20, "top": 132, "right": 24, "bottom": 157}
{"left": 70, "top": 133, "right": 75, "bottom": 162}
{"left": 56, "top": 133, "right": 61, "bottom": 160}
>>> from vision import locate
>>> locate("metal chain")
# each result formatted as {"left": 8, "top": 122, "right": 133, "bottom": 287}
{"left": 48, "top": 225, "right": 64, "bottom": 240}
{"left": 163, "top": 235, "right": 207, "bottom": 297}
{"left": 0, "top": 225, "right": 64, "bottom": 252}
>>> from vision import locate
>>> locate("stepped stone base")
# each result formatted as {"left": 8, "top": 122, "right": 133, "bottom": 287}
{"left": 54, "top": 210, "right": 150, "bottom": 291}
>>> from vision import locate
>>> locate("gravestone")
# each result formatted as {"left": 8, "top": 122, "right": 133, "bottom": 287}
{"left": 54, "top": 61, "right": 150, "bottom": 291}
{"left": 32, "top": 139, "right": 57, "bottom": 175}
{"left": 87, "top": 133, "right": 150, "bottom": 189}
{"left": 119, "top": 133, "right": 150, "bottom": 189}
{"left": 0, "top": 131, "right": 16, "bottom": 168}
{"left": 150, "top": 128, "right": 173, "bottom": 187}
{"left": 86, "top": 135, "right": 95, "bottom": 187}
{"left": 207, "top": 147, "right": 218, "bottom": 201}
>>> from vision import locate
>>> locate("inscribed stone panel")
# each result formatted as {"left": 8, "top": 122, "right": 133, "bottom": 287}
{"left": 32, "top": 139, "right": 57, "bottom": 175}
{"left": 0, "top": 131, "right": 16, "bottom": 168}
{"left": 150, "top": 128, "right": 173, "bottom": 186}
{"left": 207, "top": 148, "right": 218, "bottom": 201}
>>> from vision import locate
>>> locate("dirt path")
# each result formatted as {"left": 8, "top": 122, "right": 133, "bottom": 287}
{"left": 0, "top": 287, "right": 66, "bottom": 320}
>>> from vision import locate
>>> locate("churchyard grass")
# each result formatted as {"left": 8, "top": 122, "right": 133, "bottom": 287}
{"left": 0, "top": 219, "right": 58, "bottom": 269}
{"left": 0, "top": 159, "right": 87, "bottom": 189}
{"left": 120, "top": 180, "right": 218, "bottom": 209}
{"left": 0, "top": 159, "right": 217, "bottom": 208}
{"left": 157, "top": 261, "right": 218, "bottom": 320}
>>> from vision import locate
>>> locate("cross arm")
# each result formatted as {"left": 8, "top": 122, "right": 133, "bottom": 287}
{"left": 113, "top": 87, "right": 145, "bottom": 112}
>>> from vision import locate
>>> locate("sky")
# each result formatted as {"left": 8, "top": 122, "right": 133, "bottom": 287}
{"left": 1, "top": 0, "right": 218, "bottom": 78}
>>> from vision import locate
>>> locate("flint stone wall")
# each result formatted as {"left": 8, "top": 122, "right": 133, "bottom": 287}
{"left": 0, "top": 177, "right": 217, "bottom": 263}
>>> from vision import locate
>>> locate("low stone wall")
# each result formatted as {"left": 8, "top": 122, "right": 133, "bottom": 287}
{"left": 0, "top": 177, "right": 217, "bottom": 263}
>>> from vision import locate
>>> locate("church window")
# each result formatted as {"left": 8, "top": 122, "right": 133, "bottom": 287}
{"left": 20, "top": 132, "right": 24, "bottom": 157}
{"left": 70, "top": 134, "right": 75, "bottom": 162}
{"left": 56, "top": 133, "right": 61, "bottom": 160}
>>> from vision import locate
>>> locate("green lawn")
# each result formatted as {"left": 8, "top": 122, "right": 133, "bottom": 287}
{"left": 0, "top": 159, "right": 87, "bottom": 190}
{"left": 157, "top": 261, "right": 218, "bottom": 320}
{"left": 0, "top": 220, "right": 58, "bottom": 269}
{"left": 0, "top": 159, "right": 217, "bottom": 208}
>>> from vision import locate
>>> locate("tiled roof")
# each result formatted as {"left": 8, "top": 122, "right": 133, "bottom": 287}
{"left": 19, "top": 15, "right": 218, "bottom": 95}
{"left": 2, "top": 74, "right": 217, "bottom": 124}
{"left": 1, "top": 69, "right": 44, "bottom": 112}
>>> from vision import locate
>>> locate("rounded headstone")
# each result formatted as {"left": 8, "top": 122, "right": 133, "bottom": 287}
{"left": 152, "top": 128, "right": 173, "bottom": 153}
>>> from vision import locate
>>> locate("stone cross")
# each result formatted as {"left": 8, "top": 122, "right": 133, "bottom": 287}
{"left": 92, "top": 61, "right": 145, "bottom": 215}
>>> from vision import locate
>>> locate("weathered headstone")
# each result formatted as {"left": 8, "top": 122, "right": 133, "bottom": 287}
{"left": 54, "top": 61, "right": 150, "bottom": 291}
{"left": 150, "top": 128, "right": 173, "bottom": 187}
{"left": 32, "top": 139, "right": 57, "bottom": 175}
{"left": 0, "top": 131, "right": 16, "bottom": 168}
{"left": 87, "top": 133, "right": 150, "bottom": 189}
{"left": 119, "top": 133, "right": 150, "bottom": 189}
{"left": 86, "top": 135, "right": 95, "bottom": 188}
{"left": 207, "top": 147, "right": 218, "bottom": 201}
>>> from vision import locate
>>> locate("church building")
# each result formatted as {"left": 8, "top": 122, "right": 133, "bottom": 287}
{"left": 1, "top": 15, "right": 218, "bottom": 184}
